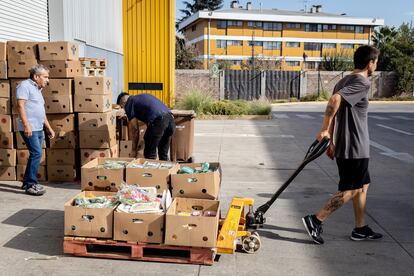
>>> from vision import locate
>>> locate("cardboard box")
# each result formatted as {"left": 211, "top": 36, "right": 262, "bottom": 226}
{"left": 10, "top": 79, "right": 24, "bottom": 97}
{"left": 0, "top": 114, "right": 12, "bottom": 132}
{"left": 171, "top": 163, "right": 221, "bottom": 200}
{"left": 0, "top": 149, "right": 16, "bottom": 166}
{"left": 48, "top": 165, "right": 76, "bottom": 182}
{"left": 78, "top": 111, "right": 116, "bottom": 131}
{"left": 38, "top": 41, "right": 79, "bottom": 61}
{"left": 79, "top": 128, "right": 116, "bottom": 149}
{"left": 0, "top": 42, "right": 6, "bottom": 61}
{"left": 170, "top": 112, "right": 195, "bottom": 162}
{"left": 80, "top": 144, "right": 119, "bottom": 165}
{"left": 0, "top": 98, "right": 10, "bottom": 115}
{"left": 47, "top": 114, "right": 75, "bottom": 134}
{"left": 17, "top": 165, "right": 46, "bottom": 181}
{"left": 0, "top": 80, "right": 10, "bottom": 98}
{"left": 0, "top": 131, "right": 13, "bottom": 149}
{"left": 7, "top": 59, "right": 38, "bottom": 78}
{"left": 81, "top": 158, "right": 134, "bottom": 192}
{"left": 49, "top": 131, "right": 77, "bottom": 149}
{"left": 125, "top": 159, "right": 179, "bottom": 194}
{"left": 43, "top": 79, "right": 73, "bottom": 97}
{"left": 7, "top": 41, "right": 38, "bottom": 61}
{"left": 0, "top": 166, "right": 16, "bottom": 181}
{"left": 10, "top": 98, "right": 18, "bottom": 115}
{"left": 0, "top": 61, "right": 7, "bottom": 79}
{"left": 47, "top": 149, "right": 75, "bottom": 165}
{"left": 15, "top": 132, "right": 46, "bottom": 149}
{"left": 44, "top": 95, "right": 73, "bottom": 114}
{"left": 119, "top": 140, "right": 145, "bottom": 158}
{"left": 74, "top": 94, "right": 112, "bottom": 113}
{"left": 74, "top": 76, "right": 112, "bottom": 95}
{"left": 165, "top": 198, "right": 220, "bottom": 248}
{"left": 113, "top": 211, "right": 164, "bottom": 243}
{"left": 64, "top": 191, "right": 117, "bottom": 238}
{"left": 41, "top": 60, "right": 82, "bottom": 78}
{"left": 17, "top": 149, "right": 46, "bottom": 165}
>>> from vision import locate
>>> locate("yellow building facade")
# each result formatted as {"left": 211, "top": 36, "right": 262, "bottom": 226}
{"left": 179, "top": 4, "right": 384, "bottom": 70}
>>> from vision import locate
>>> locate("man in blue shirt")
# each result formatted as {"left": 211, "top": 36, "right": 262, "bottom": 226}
{"left": 117, "top": 92, "right": 175, "bottom": 160}
{"left": 17, "top": 64, "right": 55, "bottom": 196}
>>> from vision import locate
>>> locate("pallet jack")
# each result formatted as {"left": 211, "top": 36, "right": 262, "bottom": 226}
{"left": 217, "top": 137, "right": 330, "bottom": 254}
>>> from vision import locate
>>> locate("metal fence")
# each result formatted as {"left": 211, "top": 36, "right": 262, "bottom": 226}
{"left": 224, "top": 70, "right": 300, "bottom": 100}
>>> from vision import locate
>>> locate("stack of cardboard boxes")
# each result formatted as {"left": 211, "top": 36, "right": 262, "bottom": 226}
{"left": 75, "top": 76, "right": 119, "bottom": 166}
{"left": 65, "top": 158, "right": 221, "bottom": 249}
{"left": 39, "top": 41, "right": 81, "bottom": 182}
{"left": 0, "top": 42, "right": 16, "bottom": 180}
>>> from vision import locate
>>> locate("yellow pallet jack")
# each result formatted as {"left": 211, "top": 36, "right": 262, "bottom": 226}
{"left": 217, "top": 138, "right": 330, "bottom": 254}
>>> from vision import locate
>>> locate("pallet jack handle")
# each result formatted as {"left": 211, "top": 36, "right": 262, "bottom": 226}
{"left": 246, "top": 137, "right": 331, "bottom": 229}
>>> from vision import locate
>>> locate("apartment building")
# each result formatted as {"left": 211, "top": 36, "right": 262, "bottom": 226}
{"left": 178, "top": 1, "right": 384, "bottom": 70}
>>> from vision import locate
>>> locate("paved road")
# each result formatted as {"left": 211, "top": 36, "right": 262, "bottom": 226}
{"left": 0, "top": 102, "right": 412, "bottom": 275}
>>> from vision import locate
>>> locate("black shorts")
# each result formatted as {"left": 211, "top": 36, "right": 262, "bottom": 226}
{"left": 336, "top": 158, "right": 371, "bottom": 191}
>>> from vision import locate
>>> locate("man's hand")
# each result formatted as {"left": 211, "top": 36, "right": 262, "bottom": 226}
{"left": 47, "top": 127, "right": 55, "bottom": 139}
{"left": 317, "top": 130, "right": 331, "bottom": 141}
{"left": 24, "top": 125, "right": 32, "bottom": 138}
{"left": 326, "top": 143, "right": 335, "bottom": 160}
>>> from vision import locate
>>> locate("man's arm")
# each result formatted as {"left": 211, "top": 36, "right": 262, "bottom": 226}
{"left": 44, "top": 115, "right": 55, "bottom": 139}
{"left": 128, "top": 118, "right": 140, "bottom": 157}
{"left": 317, "top": 93, "right": 341, "bottom": 141}
{"left": 17, "top": 99, "right": 32, "bottom": 138}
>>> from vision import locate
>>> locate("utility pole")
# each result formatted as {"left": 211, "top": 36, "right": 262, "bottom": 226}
{"left": 252, "top": 25, "right": 255, "bottom": 71}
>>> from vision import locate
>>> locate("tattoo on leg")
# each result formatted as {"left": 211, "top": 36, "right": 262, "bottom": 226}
{"left": 326, "top": 192, "right": 345, "bottom": 213}
{"left": 325, "top": 104, "right": 335, "bottom": 117}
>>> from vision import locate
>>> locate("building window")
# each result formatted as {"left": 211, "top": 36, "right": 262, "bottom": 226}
{"left": 264, "top": 22, "right": 282, "bottom": 31}
{"left": 216, "top": 40, "right": 226, "bottom": 48}
{"left": 323, "top": 24, "right": 337, "bottom": 31}
{"left": 304, "top": 43, "right": 322, "bottom": 51}
{"left": 341, "top": 43, "right": 354, "bottom": 49}
{"left": 227, "top": 40, "right": 243, "bottom": 46}
{"left": 286, "top": 42, "right": 300, "bottom": 48}
{"left": 286, "top": 61, "right": 300, "bottom": 66}
{"left": 341, "top": 25, "right": 355, "bottom": 31}
{"left": 355, "top": 26, "right": 364, "bottom": 33}
{"left": 191, "top": 24, "right": 197, "bottom": 32}
{"left": 263, "top": 41, "right": 281, "bottom": 50}
{"left": 227, "top": 20, "right": 243, "bottom": 27}
{"left": 248, "top": 41, "right": 263, "bottom": 47}
{"left": 286, "top": 23, "right": 301, "bottom": 29}
{"left": 217, "top": 20, "right": 227, "bottom": 29}
{"left": 305, "top": 24, "right": 322, "bottom": 32}
{"left": 248, "top": 21, "right": 263, "bottom": 28}
{"left": 305, "top": 61, "right": 319, "bottom": 69}
{"left": 322, "top": 43, "right": 336, "bottom": 49}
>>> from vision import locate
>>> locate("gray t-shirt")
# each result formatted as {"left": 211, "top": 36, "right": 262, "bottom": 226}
{"left": 333, "top": 74, "right": 371, "bottom": 159}
{"left": 16, "top": 79, "right": 45, "bottom": 131}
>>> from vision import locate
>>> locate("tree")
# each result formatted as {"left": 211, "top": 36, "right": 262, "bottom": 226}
{"left": 320, "top": 50, "right": 354, "bottom": 71}
{"left": 372, "top": 26, "right": 399, "bottom": 71}
{"left": 176, "top": 36, "right": 203, "bottom": 69}
{"left": 179, "top": 0, "right": 224, "bottom": 24}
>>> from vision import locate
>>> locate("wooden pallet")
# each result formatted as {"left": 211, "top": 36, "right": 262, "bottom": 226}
{"left": 63, "top": 237, "right": 215, "bottom": 265}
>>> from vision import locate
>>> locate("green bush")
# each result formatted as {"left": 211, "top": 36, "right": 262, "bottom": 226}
{"left": 176, "top": 90, "right": 213, "bottom": 114}
{"left": 300, "top": 90, "right": 330, "bottom": 102}
{"left": 248, "top": 100, "right": 272, "bottom": 115}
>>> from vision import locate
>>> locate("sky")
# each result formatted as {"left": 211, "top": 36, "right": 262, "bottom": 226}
{"left": 176, "top": 0, "right": 414, "bottom": 27}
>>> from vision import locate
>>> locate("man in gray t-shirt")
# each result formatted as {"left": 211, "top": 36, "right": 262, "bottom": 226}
{"left": 302, "top": 46, "right": 383, "bottom": 244}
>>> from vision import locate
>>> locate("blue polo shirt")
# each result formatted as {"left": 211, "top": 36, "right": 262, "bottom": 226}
{"left": 16, "top": 79, "right": 45, "bottom": 131}
{"left": 124, "top": 94, "right": 171, "bottom": 124}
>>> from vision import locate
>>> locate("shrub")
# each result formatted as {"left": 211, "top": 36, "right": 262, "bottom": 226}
{"left": 248, "top": 99, "right": 272, "bottom": 115}
{"left": 176, "top": 90, "right": 213, "bottom": 114}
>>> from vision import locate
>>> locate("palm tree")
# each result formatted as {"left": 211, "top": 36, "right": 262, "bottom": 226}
{"left": 372, "top": 26, "right": 398, "bottom": 48}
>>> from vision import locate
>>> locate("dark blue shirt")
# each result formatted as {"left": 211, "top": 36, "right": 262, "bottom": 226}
{"left": 124, "top": 94, "right": 171, "bottom": 124}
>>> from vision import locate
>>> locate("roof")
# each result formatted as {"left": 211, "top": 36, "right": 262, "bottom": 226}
{"left": 178, "top": 8, "right": 384, "bottom": 30}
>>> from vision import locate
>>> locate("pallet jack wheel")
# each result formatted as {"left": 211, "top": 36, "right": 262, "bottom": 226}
{"left": 241, "top": 232, "right": 261, "bottom": 254}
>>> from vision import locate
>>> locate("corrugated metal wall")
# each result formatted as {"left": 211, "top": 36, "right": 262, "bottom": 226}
{"left": 61, "top": 0, "right": 123, "bottom": 54}
{"left": 123, "top": 0, "right": 176, "bottom": 107}
{"left": 0, "top": 0, "right": 49, "bottom": 41}
{"left": 225, "top": 70, "right": 262, "bottom": 100}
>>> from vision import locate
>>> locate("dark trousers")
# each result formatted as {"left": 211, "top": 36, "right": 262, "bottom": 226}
{"left": 144, "top": 113, "right": 175, "bottom": 160}
{"left": 19, "top": 131, "right": 43, "bottom": 187}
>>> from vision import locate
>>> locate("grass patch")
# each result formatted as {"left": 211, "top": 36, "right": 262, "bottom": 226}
{"left": 300, "top": 90, "right": 330, "bottom": 102}
{"left": 175, "top": 90, "right": 213, "bottom": 114}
